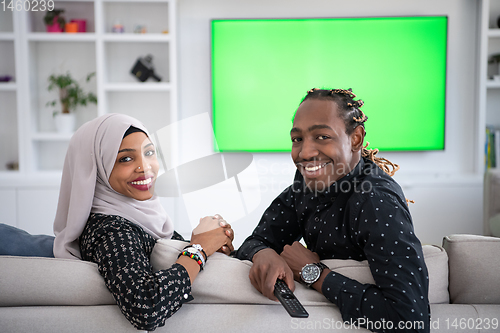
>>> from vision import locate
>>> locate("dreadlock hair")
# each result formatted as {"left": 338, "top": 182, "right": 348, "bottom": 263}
{"left": 300, "top": 88, "right": 401, "bottom": 178}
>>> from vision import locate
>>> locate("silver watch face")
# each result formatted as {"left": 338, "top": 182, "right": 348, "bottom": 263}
{"left": 301, "top": 264, "right": 321, "bottom": 284}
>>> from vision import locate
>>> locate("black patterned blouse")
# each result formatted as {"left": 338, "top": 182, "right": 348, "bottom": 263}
{"left": 79, "top": 213, "right": 192, "bottom": 331}
{"left": 236, "top": 158, "right": 430, "bottom": 333}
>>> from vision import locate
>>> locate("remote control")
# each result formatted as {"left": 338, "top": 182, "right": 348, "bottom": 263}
{"left": 273, "top": 279, "right": 309, "bottom": 318}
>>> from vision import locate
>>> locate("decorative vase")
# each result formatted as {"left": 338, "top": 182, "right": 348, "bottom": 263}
{"left": 46, "top": 17, "right": 64, "bottom": 33}
{"left": 54, "top": 113, "right": 76, "bottom": 133}
{"left": 65, "top": 22, "right": 78, "bottom": 33}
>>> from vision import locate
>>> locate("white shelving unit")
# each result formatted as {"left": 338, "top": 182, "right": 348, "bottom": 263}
{"left": 0, "top": 0, "right": 177, "bottom": 234}
{"left": 0, "top": 82, "right": 17, "bottom": 91}
{"left": 478, "top": 0, "right": 500, "bottom": 171}
{"left": 0, "top": 0, "right": 177, "bottom": 176}
{"left": 0, "top": 9, "right": 20, "bottom": 174}
{"left": 0, "top": 33, "right": 15, "bottom": 40}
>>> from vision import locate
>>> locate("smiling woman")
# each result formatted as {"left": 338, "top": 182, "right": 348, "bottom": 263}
{"left": 108, "top": 129, "right": 159, "bottom": 201}
{"left": 51, "top": 113, "right": 234, "bottom": 331}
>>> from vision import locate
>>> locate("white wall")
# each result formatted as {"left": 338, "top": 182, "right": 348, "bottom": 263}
{"left": 174, "top": 0, "right": 484, "bottom": 247}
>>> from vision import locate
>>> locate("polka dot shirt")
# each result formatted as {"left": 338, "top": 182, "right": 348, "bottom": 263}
{"left": 237, "top": 158, "right": 430, "bottom": 332}
{"left": 80, "top": 214, "right": 193, "bottom": 331}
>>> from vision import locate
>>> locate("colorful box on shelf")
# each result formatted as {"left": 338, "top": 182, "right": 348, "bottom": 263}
{"left": 65, "top": 20, "right": 87, "bottom": 33}
{"left": 71, "top": 20, "right": 87, "bottom": 33}
{"left": 65, "top": 22, "right": 78, "bottom": 33}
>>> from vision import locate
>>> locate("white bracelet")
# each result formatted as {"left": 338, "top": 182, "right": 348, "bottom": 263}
{"left": 183, "top": 245, "right": 206, "bottom": 269}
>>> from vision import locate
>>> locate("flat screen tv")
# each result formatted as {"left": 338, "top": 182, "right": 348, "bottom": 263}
{"left": 211, "top": 16, "right": 447, "bottom": 152}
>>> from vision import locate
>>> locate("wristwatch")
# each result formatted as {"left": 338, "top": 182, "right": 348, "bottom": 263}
{"left": 299, "top": 262, "right": 329, "bottom": 287}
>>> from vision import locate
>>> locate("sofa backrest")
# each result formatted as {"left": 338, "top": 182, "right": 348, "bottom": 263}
{"left": 0, "top": 240, "right": 449, "bottom": 307}
{"left": 151, "top": 240, "right": 450, "bottom": 305}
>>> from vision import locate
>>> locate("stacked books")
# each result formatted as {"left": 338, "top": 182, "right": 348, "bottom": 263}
{"left": 486, "top": 126, "right": 500, "bottom": 169}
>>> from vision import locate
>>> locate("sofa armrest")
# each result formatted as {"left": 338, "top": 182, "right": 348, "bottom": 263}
{"left": 0, "top": 256, "right": 115, "bottom": 307}
{"left": 443, "top": 234, "right": 500, "bottom": 304}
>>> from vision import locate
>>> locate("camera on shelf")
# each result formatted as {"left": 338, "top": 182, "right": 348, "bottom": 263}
{"left": 130, "top": 55, "right": 162, "bottom": 82}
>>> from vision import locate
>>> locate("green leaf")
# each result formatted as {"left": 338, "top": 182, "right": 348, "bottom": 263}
{"left": 46, "top": 71, "right": 97, "bottom": 114}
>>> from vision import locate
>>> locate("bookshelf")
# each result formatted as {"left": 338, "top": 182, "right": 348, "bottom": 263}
{"left": 0, "top": 0, "right": 178, "bottom": 175}
{"left": 479, "top": 0, "right": 500, "bottom": 170}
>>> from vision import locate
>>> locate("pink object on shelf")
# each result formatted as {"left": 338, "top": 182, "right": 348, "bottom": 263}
{"left": 70, "top": 19, "right": 87, "bottom": 33}
{"left": 46, "top": 17, "right": 64, "bottom": 33}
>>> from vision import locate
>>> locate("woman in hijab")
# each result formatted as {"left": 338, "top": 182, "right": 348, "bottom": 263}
{"left": 53, "top": 113, "right": 234, "bottom": 331}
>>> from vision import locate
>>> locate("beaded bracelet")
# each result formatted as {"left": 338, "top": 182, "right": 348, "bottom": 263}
{"left": 178, "top": 250, "right": 204, "bottom": 271}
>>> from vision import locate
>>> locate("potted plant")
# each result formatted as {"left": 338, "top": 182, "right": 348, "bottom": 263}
{"left": 46, "top": 72, "right": 97, "bottom": 133}
{"left": 44, "top": 9, "right": 66, "bottom": 33}
{"left": 489, "top": 54, "right": 500, "bottom": 80}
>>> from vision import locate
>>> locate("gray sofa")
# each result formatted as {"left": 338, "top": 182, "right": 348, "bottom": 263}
{"left": 0, "top": 234, "right": 499, "bottom": 333}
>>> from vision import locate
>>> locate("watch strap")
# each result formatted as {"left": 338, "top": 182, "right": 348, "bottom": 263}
{"left": 315, "top": 262, "right": 329, "bottom": 271}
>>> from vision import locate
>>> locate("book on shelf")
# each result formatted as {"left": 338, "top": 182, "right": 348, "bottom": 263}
{"left": 485, "top": 126, "right": 500, "bottom": 170}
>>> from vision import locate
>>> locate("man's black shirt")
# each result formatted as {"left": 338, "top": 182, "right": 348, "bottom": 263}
{"left": 237, "top": 157, "right": 430, "bottom": 332}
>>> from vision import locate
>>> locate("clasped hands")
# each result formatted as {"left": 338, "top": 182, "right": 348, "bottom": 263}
{"left": 189, "top": 219, "right": 323, "bottom": 301}
{"left": 249, "top": 241, "right": 323, "bottom": 301}
{"left": 190, "top": 214, "right": 234, "bottom": 257}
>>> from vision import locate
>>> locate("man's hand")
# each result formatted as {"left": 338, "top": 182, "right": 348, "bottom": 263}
{"left": 249, "top": 248, "right": 295, "bottom": 301}
{"left": 280, "top": 241, "right": 320, "bottom": 281}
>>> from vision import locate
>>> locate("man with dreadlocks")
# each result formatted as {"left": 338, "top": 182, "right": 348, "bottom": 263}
{"left": 236, "top": 88, "right": 429, "bottom": 332}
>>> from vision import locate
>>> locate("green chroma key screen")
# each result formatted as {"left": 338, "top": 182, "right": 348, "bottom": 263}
{"left": 211, "top": 16, "right": 447, "bottom": 152}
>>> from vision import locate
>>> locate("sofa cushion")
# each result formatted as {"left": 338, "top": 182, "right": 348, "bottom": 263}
{"left": 427, "top": 304, "right": 500, "bottom": 333}
{"left": 0, "top": 306, "right": 144, "bottom": 333}
{"left": 0, "top": 223, "right": 54, "bottom": 257}
{"left": 151, "top": 240, "right": 449, "bottom": 305}
{"left": 158, "top": 304, "right": 500, "bottom": 333}
{"left": 443, "top": 234, "right": 500, "bottom": 304}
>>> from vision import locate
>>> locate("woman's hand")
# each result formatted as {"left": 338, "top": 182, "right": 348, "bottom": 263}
{"left": 213, "top": 214, "right": 233, "bottom": 255}
{"left": 191, "top": 214, "right": 234, "bottom": 257}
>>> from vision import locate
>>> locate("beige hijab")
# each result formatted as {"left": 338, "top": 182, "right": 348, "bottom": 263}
{"left": 53, "top": 114, "right": 173, "bottom": 259}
